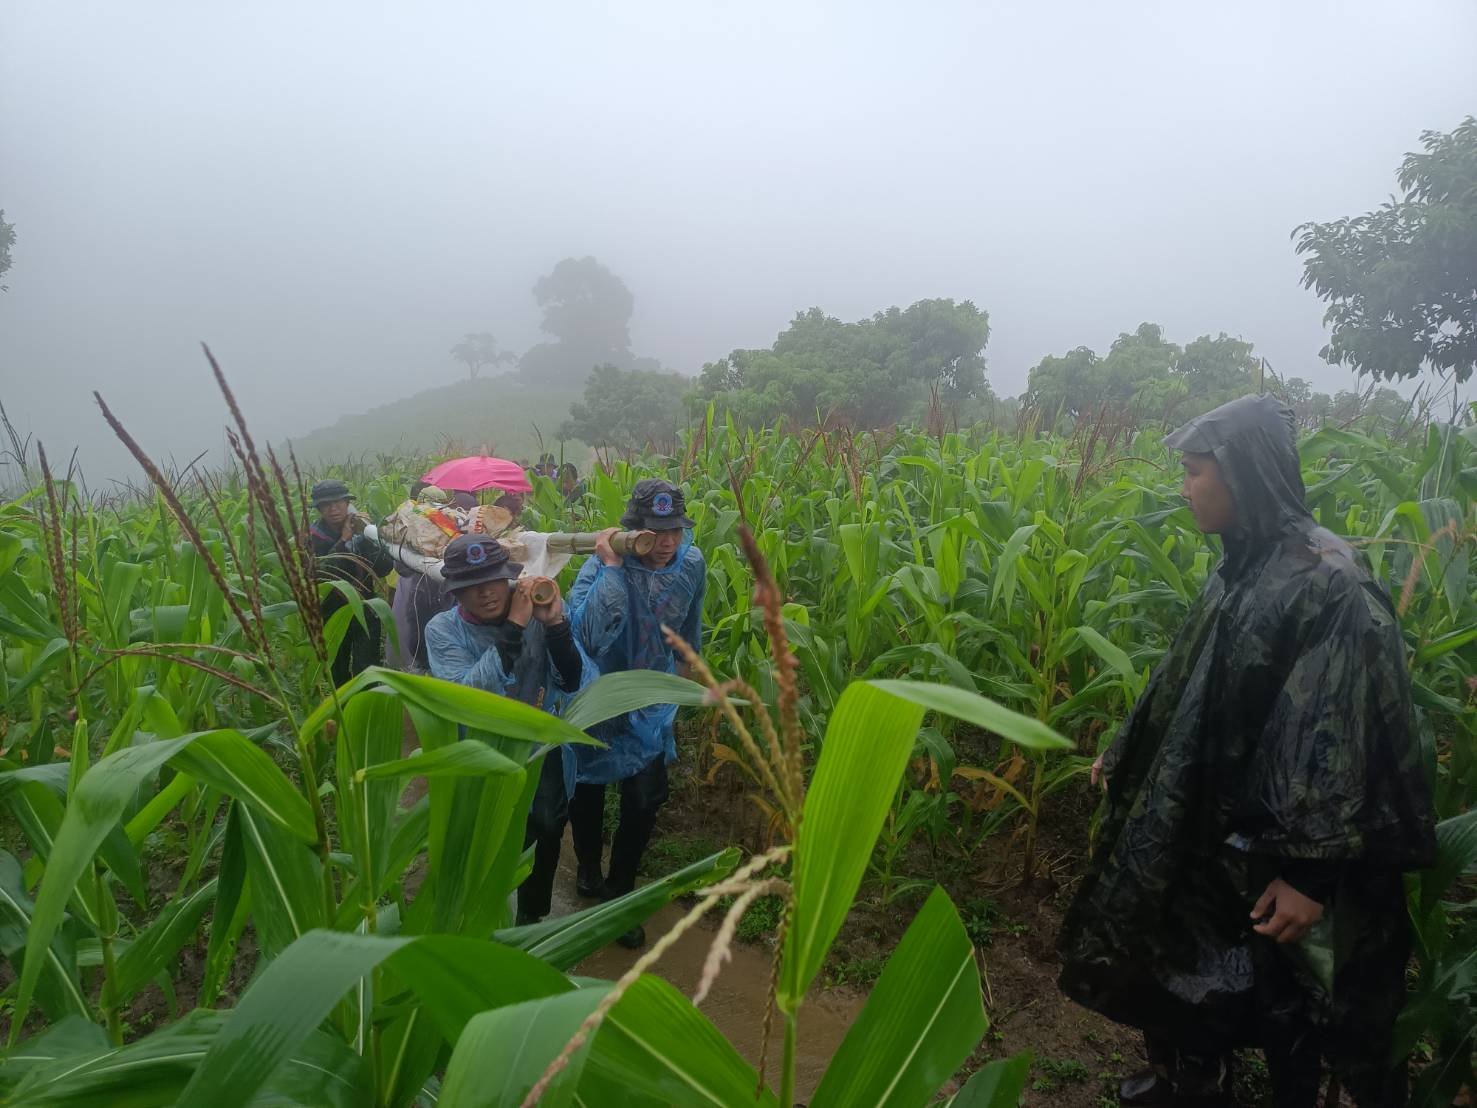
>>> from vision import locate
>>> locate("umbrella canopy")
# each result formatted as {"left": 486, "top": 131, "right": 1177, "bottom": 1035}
{"left": 421, "top": 456, "right": 532, "bottom": 495}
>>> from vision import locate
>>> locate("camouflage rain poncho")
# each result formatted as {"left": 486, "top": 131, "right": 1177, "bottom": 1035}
{"left": 1058, "top": 395, "right": 1436, "bottom": 1061}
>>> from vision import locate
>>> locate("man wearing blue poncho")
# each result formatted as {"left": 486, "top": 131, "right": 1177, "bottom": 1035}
{"left": 567, "top": 479, "right": 706, "bottom": 949}
{"left": 424, "top": 534, "right": 596, "bottom": 927}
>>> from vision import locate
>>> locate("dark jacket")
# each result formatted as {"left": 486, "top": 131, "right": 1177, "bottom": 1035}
{"left": 1058, "top": 396, "right": 1436, "bottom": 1053}
{"left": 309, "top": 522, "right": 394, "bottom": 607}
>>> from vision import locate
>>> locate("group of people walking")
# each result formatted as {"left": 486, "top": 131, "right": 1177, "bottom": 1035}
{"left": 306, "top": 395, "right": 1437, "bottom": 1107}
{"left": 307, "top": 470, "right": 703, "bottom": 950}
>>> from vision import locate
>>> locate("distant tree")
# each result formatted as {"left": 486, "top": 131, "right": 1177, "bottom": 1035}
{"left": 0, "top": 210, "right": 14, "bottom": 291}
{"left": 1022, "top": 347, "right": 1101, "bottom": 421}
{"left": 1295, "top": 116, "right": 1477, "bottom": 384}
{"left": 1026, "top": 325, "right": 1257, "bottom": 425}
{"left": 699, "top": 298, "right": 991, "bottom": 428}
{"left": 520, "top": 257, "right": 640, "bottom": 387}
{"left": 450, "top": 333, "right": 515, "bottom": 380}
{"left": 560, "top": 364, "right": 690, "bottom": 454}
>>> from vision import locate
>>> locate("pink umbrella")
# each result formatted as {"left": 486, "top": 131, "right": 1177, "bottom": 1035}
{"left": 421, "top": 456, "right": 532, "bottom": 494}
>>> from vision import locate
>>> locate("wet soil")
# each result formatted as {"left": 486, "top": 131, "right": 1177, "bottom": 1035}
{"left": 607, "top": 752, "right": 1149, "bottom": 1107}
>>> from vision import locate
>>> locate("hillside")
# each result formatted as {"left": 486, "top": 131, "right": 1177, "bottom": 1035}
{"left": 283, "top": 375, "right": 577, "bottom": 464}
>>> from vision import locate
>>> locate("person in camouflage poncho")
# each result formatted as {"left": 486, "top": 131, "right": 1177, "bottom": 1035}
{"left": 1057, "top": 395, "right": 1436, "bottom": 1106}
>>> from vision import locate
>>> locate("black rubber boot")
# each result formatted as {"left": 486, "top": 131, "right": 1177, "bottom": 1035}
{"left": 576, "top": 865, "right": 606, "bottom": 899}
{"left": 615, "top": 923, "right": 645, "bottom": 950}
{"left": 1118, "top": 1069, "right": 1172, "bottom": 1107}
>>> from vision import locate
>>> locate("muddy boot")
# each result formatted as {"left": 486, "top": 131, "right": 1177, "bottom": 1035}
{"left": 1118, "top": 1069, "right": 1172, "bottom": 1106}
{"left": 615, "top": 923, "right": 645, "bottom": 950}
{"left": 576, "top": 865, "right": 606, "bottom": 899}
{"left": 515, "top": 910, "right": 545, "bottom": 927}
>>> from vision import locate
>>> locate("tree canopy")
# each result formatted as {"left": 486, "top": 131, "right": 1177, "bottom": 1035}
{"left": 1024, "top": 323, "right": 1258, "bottom": 424}
{"left": 449, "top": 332, "right": 514, "bottom": 380}
{"left": 560, "top": 364, "right": 689, "bottom": 454}
{"left": 698, "top": 298, "right": 991, "bottom": 428}
{"left": 519, "top": 257, "right": 660, "bottom": 386}
{"left": 1295, "top": 116, "right": 1477, "bottom": 384}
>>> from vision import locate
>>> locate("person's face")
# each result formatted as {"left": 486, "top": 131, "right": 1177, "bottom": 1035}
{"left": 1180, "top": 453, "right": 1238, "bottom": 535}
{"left": 456, "top": 579, "right": 512, "bottom": 622}
{"left": 494, "top": 492, "right": 525, "bottom": 520}
{"left": 318, "top": 499, "right": 350, "bottom": 528}
{"left": 640, "top": 528, "right": 682, "bottom": 569}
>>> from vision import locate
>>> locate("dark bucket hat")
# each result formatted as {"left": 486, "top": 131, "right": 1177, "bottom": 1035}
{"left": 311, "top": 478, "right": 354, "bottom": 506}
{"left": 620, "top": 479, "right": 695, "bottom": 531}
{"left": 441, "top": 535, "right": 523, "bottom": 592}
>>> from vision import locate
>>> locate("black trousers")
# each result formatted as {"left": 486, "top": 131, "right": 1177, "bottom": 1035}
{"left": 518, "top": 747, "right": 570, "bottom": 922}
{"left": 569, "top": 754, "right": 670, "bottom": 896}
{"left": 330, "top": 608, "right": 382, "bottom": 687}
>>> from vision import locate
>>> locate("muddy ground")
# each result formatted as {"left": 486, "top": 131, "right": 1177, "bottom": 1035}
{"left": 618, "top": 750, "right": 1148, "bottom": 1107}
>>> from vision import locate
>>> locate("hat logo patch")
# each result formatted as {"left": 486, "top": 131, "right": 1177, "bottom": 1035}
{"left": 465, "top": 542, "right": 488, "bottom": 566}
{"left": 652, "top": 492, "right": 674, "bottom": 517}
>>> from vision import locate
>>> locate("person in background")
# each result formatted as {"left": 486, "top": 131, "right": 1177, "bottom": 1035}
{"left": 535, "top": 453, "right": 558, "bottom": 479}
{"left": 558, "top": 462, "right": 585, "bottom": 503}
{"left": 389, "top": 482, "right": 478, "bottom": 673}
{"left": 492, "top": 487, "right": 526, "bottom": 522}
{"left": 424, "top": 535, "right": 593, "bottom": 926}
{"left": 566, "top": 478, "right": 705, "bottom": 949}
{"left": 309, "top": 478, "right": 395, "bottom": 686}
{"left": 1057, "top": 395, "right": 1435, "bottom": 1107}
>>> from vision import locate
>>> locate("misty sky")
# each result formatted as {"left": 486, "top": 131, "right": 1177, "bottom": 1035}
{"left": 2, "top": 0, "right": 1474, "bottom": 481}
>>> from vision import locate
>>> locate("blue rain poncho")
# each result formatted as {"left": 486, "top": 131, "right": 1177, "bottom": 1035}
{"left": 425, "top": 608, "right": 596, "bottom": 749}
{"left": 566, "top": 536, "right": 706, "bottom": 785}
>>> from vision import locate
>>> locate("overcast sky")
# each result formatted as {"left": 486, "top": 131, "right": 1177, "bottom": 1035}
{"left": 2, "top": 0, "right": 1474, "bottom": 480}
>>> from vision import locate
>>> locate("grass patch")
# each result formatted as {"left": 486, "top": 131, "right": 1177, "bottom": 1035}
{"left": 960, "top": 894, "right": 1026, "bottom": 947}
{"left": 824, "top": 953, "right": 887, "bottom": 989}
{"left": 1032, "top": 1057, "right": 1091, "bottom": 1092}
{"left": 638, "top": 832, "right": 724, "bottom": 878}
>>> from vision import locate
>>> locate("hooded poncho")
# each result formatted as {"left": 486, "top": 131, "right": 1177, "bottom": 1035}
{"left": 1058, "top": 394, "right": 1435, "bottom": 1054}
{"left": 565, "top": 537, "right": 706, "bottom": 785}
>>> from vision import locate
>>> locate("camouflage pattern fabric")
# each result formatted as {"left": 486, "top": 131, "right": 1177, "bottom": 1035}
{"left": 1058, "top": 395, "right": 1436, "bottom": 1098}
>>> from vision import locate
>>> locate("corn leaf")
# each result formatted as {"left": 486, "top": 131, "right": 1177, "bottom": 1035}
{"left": 811, "top": 887, "right": 986, "bottom": 1108}
{"left": 583, "top": 975, "right": 776, "bottom": 1107}
{"left": 439, "top": 987, "right": 612, "bottom": 1108}
{"left": 780, "top": 681, "right": 926, "bottom": 1009}
{"left": 948, "top": 1051, "right": 1034, "bottom": 1107}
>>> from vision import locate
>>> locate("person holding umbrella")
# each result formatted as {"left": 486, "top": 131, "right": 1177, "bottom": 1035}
{"left": 565, "top": 478, "right": 706, "bottom": 949}
{"left": 421, "top": 455, "right": 532, "bottom": 523}
{"left": 308, "top": 478, "right": 395, "bottom": 685}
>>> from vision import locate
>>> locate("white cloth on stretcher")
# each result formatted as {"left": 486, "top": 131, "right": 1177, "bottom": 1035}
{"left": 363, "top": 525, "right": 574, "bottom": 584}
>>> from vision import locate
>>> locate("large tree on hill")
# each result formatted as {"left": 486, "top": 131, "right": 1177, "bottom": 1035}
{"left": 520, "top": 257, "right": 647, "bottom": 386}
{"left": 698, "top": 298, "right": 991, "bottom": 428}
{"left": 449, "top": 332, "right": 515, "bottom": 380}
{"left": 1295, "top": 116, "right": 1477, "bottom": 384}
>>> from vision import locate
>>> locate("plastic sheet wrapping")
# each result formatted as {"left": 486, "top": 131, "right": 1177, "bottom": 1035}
{"left": 364, "top": 525, "right": 572, "bottom": 584}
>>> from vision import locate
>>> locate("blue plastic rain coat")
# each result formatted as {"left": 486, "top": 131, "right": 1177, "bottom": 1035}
{"left": 566, "top": 536, "right": 705, "bottom": 785}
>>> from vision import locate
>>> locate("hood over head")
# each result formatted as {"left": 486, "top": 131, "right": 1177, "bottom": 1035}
{"left": 1166, "top": 394, "right": 1310, "bottom": 568}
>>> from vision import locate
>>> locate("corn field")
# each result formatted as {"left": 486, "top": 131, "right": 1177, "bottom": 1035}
{"left": 0, "top": 372, "right": 1474, "bottom": 1105}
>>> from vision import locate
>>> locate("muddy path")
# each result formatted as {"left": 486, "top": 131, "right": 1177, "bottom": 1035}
{"left": 550, "top": 833, "right": 865, "bottom": 1101}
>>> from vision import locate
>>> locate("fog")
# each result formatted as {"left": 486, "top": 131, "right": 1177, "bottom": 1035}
{"left": 2, "top": 0, "right": 1474, "bottom": 480}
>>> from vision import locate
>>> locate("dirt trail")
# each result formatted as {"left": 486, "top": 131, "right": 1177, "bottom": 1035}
{"left": 554, "top": 833, "right": 864, "bottom": 1101}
